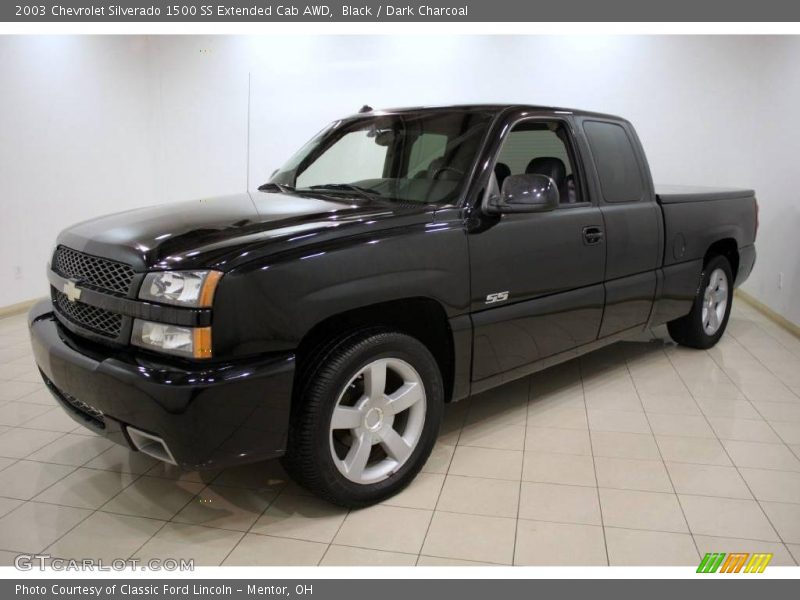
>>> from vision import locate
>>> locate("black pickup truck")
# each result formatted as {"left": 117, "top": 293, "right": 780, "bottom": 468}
{"left": 29, "top": 104, "right": 757, "bottom": 506}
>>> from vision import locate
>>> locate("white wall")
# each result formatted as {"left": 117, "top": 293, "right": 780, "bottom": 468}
{"left": 1, "top": 35, "right": 797, "bottom": 326}
{"left": 0, "top": 36, "right": 156, "bottom": 307}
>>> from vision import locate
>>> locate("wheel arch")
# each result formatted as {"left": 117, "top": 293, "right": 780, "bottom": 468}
{"left": 294, "top": 297, "right": 457, "bottom": 403}
{"left": 704, "top": 238, "right": 739, "bottom": 282}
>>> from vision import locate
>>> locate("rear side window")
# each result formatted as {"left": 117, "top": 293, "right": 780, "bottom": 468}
{"left": 583, "top": 121, "right": 643, "bottom": 203}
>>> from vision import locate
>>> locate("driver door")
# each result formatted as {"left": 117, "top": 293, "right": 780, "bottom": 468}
{"left": 468, "top": 117, "right": 606, "bottom": 383}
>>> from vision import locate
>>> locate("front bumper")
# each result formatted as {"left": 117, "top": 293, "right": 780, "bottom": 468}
{"left": 28, "top": 299, "right": 295, "bottom": 470}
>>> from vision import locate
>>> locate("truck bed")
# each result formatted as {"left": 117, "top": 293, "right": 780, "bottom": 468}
{"left": 655, "top": 184, "right": 754, "bottom": 204}
{"left": 655, "top": 183, "right": 757, "bottom": 268}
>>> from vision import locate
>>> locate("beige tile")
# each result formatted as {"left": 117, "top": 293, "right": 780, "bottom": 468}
{"left": 759, "top": 501, "right": 800, "bottom": 544}
{"left": 334, "top": 505, "right": 431, "bottom": 554}
{"left": 722, "top": 440, "right": 800, "bottom": 471}
{"left": 584, "top": 382, "right": 643, "bottom": 412}
{"left": 752, "top": 401, "right": 800, "bottom": 423}
{"left": 421, "top": 443, "right": 455, "bottom": 474}
{"left": 0, "top": 427, "right": 64, "bottom": 459}
{"left": 656, "top": 435, "right": 732, "bottom": 466}
{"left": 437, "top": 475, "right": 519, "bottom": 518}
{"left": 0, "top": 497, "right": 22, "bottom": 518}
{"left": 382, "top": 472, "right": 444, "bottom": 510}
{"left": 251, "top": 493, "right": 347, "bottom": 543}
{"left": 101, "top": 476, "right": 203, "bottom": 520}
{"left": 458, "top": 421, "right": 525, "bottom": 451}
{"left": 518, "top": 481, "right": 601, "bottom": 525}
{"left": 0, "top": 401, "right": 52, "bottom": 427}
{"left": 525, "top": 427, "right": 591, "bottom": 456}
{"left": 173, "top": 484, "right": 275, "bottom": 531}
{"left": 320, "top": 545, "right": 417, "bottom": 566}
{"left": 590, "top": 431, "right": 660, "bottom": 460}
{"left": 695, "top": 397, "right": 762, "bottom": 420}
{"left": 708, "top": 417, "right": 781, "bottom": 443}
{"left": 788, "top": 544, "right": 800, "bottom": 565}
{"left": 527, "top": 404, "right": 588, "bottom": 431}
{"left": 605, "top": 527, "right": 698, "bottom": 566}
{"left": 47, "top": 511, "right": 163, "bottom": 560}
{"left": 223, "top": 532, "right": 326, "bottom": 566}
{"left": 666, "top": 462, "right": 752, "bottom": 499}
{"left": 0, "top": 459, "right": 74, "bottom": 500}
{"left": 679, "top": 495, "right": 779, "bottom": 541}
{"left": 0, "top": 501, "right": 91, "bottom": 552}
{"left": 83, "top": 446, "right": 159, "bottom": 475}
{"left": 640, "top": 394, "right": 701, "bottom": 416}
{"left": 772, "top": 422, "right": 800, "bottom": 445}
{"left": 212, "top": 460, "right": 289, "bottom": 492}
{"left": 34, "top": 467, "right": 136, "bottom": 509}
{"left": 422, "top": 511, "right": 516, "bottom": 564}
{"left": 448, "top": 446, "right": 522, "bottom": 481}
{"left": 416, "top": 555, "right": 499, "bottom": 566}
{"left": 145, "top": 462, "right": 218, "bottom": 484}
{"left": 515, "top": 520, "right": 606, "bottom": 565}
{"left": 739, "top": 468, "right": 800, "bottom": 503}
{"left": 135, "top": 523, "right": 244, "bottom": 566}
{"left": 587, "top": 409, "right": 650, "bottom": 434}
{"left": 599, "top": 488, "right": 688, "bottom": 533}
{"left": 595, "top": 456, "right": 672, "bottom": 493}
{"left": 694, "top": 535, "right": 797, "bottom": 566}
{"left": 648, "top": 414, "right": 715, "bottom": 438}
{"left": 12, "top": 387, "right": 56, "bottom": 406}
{"left": 27, "top": 433, "right": 114, "bottom": 466}
{"left": 522, "top": 452, "right": 595, "bottom": 487}
{"left": 22, "top": 407, "right": 81, "bottom": 433}
{"left": 468, "top": 379, "right": 529, "bottom": 426}
{"left": 0, "top": 382, "right": 43, "bottom": 403}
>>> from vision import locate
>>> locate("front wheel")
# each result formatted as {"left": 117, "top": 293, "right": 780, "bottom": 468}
{"left": 667, "top": 255, "right": 734, "bottom": 349}
{"left": 281, "top": 329, "right": 444, "bottom": 507}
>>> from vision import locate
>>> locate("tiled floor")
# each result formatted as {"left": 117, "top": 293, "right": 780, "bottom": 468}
{"left": 1, "top": 299, "right": 800, "bottom": 566}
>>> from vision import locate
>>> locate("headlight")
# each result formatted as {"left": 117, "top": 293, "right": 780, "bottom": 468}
{"left": 139, "top": 270, "right": 223, "bottom": 308}
{"left": 131, "top": 320, "right": 212, "bottom": 359}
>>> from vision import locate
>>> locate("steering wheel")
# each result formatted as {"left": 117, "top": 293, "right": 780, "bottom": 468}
{"left": 431, "top": 166, "right": 464, "bottom": 180}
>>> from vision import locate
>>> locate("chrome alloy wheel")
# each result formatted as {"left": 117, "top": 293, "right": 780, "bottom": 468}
{"left": 329, "top": 358, "right": 426, "bottom": 484}
{"left": 702, "top": 267, "right": 729, "bottom": 335}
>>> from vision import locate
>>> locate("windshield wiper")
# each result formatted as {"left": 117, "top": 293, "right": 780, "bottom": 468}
{"left": 257, "top": 182, "right": 295, "bottom": 193}
{"left": 307, "top": 183, "right": 382, "bottom": 203}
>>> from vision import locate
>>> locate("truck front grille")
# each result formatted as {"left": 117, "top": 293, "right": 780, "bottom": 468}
{"left": 53, "top": 245, "right": 135, "bottom": 296}
{"left": 52, "top": 289, "right": 123, "bottom": 338}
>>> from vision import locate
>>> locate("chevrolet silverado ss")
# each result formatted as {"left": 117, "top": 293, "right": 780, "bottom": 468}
{"left": 29, "top": 105, "right": 757, "bottom": 506}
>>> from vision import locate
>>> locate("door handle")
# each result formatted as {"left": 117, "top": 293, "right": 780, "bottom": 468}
{"left": 583, "top": 226, "right": 604, "bottom": 245}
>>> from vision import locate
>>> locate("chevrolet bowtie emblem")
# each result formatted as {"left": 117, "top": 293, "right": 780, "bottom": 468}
{"left": 63, "top": 280, "right": 82, "bottom": 303}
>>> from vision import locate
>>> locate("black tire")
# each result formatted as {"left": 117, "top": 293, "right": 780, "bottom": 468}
{"left": 281, "top": 328, "right": 444, "bottom": 508}
{"left": 667, "top": 255, "right": 734, "bottom": 349}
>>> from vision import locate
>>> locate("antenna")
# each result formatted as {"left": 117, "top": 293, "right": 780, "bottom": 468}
{"left": 358, "top": 105, "right": 373, "bottom": 113}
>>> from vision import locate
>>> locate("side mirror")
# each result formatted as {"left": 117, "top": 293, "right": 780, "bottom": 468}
{"left": 485, "top": 173, "right": 560, "bottom": 214}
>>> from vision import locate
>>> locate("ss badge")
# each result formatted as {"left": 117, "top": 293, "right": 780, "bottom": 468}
{"left": 485, "top": 291, "right": 509, "bottom": 305}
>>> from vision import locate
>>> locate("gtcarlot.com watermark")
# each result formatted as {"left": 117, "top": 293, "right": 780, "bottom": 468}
{"left": 14, "top": 554, "right": 194, "bottom": 572}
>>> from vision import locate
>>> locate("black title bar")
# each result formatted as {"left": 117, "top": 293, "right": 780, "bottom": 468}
{"left": 4, "top": 0, "right": 800, "bottom": 22}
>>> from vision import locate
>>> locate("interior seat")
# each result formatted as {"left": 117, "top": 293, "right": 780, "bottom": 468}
{"left": 526, "top": 156, "right": 568, "bottom": 202}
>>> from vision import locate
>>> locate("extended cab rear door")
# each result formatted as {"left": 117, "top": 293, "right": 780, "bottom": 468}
{"left": 467, "top": 112, "right": 606, "bottom": 386}
{"left": 574, "top": 117, "right": 663, "bottom": 337}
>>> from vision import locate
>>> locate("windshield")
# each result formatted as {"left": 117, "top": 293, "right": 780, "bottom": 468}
{"left": 269, "top": 109, "right": 494, "bottom": 204}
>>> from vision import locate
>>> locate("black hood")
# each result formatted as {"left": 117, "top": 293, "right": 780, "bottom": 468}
{"left": 57, "top": 191, "right": 431, "bottom": 271}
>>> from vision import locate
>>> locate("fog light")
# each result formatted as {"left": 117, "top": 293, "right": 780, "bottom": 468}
{"left": 131, "top": 319, "right": 212, "bottom": 359}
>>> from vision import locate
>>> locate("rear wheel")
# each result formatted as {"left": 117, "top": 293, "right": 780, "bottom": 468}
{"left": 667, "top": 255, "right": 733, "bottom": 349}
{"left": 281, "top": 329, "right": 443, "bottom": 507}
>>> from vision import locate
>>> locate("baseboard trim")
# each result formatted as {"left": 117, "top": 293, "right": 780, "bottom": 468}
{"left": 735, "top": 289, "right": 800, "bottom": 339}
{"left": 0, "top": 298, "right": 41, "bottom": 319}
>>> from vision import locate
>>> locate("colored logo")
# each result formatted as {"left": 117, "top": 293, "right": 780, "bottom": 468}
{"left": 697, "top": 552, "right": 773, "bottom": 573}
